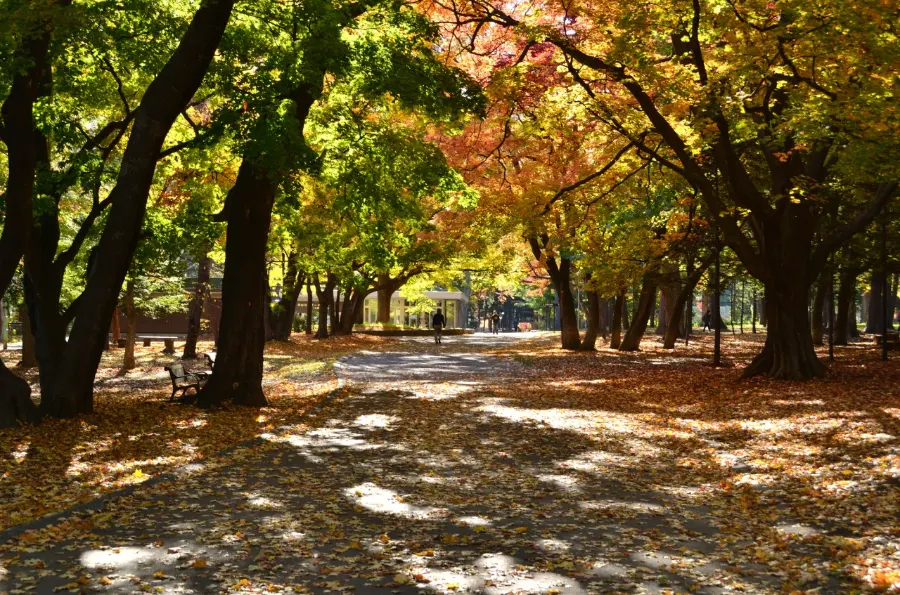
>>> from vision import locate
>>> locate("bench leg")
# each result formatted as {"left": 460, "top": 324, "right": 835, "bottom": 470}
{"left": 143, "top": 339, "right": 151, "bottom": 347}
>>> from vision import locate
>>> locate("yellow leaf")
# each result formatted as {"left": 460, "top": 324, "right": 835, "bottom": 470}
{"left": 191, "top": 559, "right": 208, "bottom": 569}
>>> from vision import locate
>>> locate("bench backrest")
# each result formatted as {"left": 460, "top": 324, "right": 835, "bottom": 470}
{"left": 166, "top": 363, "right": 187, "bottom": 379}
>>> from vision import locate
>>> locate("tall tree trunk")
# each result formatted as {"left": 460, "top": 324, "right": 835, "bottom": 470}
{"left": 742, "top": 277, "right": 825, "bottom": 380}
{"left": 43, "top": 0, "right": 237, "bottom": 418}
{"left": 0, "top": 1, "right": 71, "bottom": 427}
{"left": 376, "top": 274, "right": 397, "bottom": 324}
{"left": 263, "top": 280, "right": 277, "bottom": 342}
{"left": 123, "top": 280, "right": 137, "bottom": 370}
{"left": 528, "top": 237, "right": 580, "bottom": 350}
{"left": 24, "top": 241, "right": 69, "bottom": 407}
{"left": 609, "top": 290, "right": 625, "bottom": 349}
{"left": 0, "top": 2, "right": 66, "bottom": 299}
{"left": 619, "top": 275, "right": 658, "bottom": 351}
{"left": 811, "top": 268, "right": 831, "bottom": 346}
{"left": 555, "top": 267, "right": 581, "bottom": 350}
{"left": 335, "top": 285, "right": 355, "bottom": 335}
{"left": 196, "top": 162, "right": 274, "bottom": 409}
{"left": 1, "top": 299, "right": 7, "bottom": 349}
{"left": 19, "top": 305, "right": 37, "bottom": 369}
{"left": 864, "top": 271, "right": 886, "bottom": 334}
{"left": 268, "top": 252, "right": 303, "bottom": 341}
{"left": 598, "top": 298, "right": 610, "bottom": 340}
{"left": 111, "top": 307, "right": 121, "bottom": 345}
{"left": 655, "top": 264, "right": 681, "bottom": 335}
{"left": 329, "top": 274, "right": 341, "bottom": 336}
{"left": 580, "top": 291, "right": 601, "bottom": 351}
{"left": 656, "top": 289, "right": 667, "bottom": 335}
{"left": 305, "top": 281, "right": 313, "bottom": 335}
{"left": 183, "top": 254, "right": 212, "bottom": 357}
{"left": 339, "top": 289, "right": 367, "bottom": 335}
{"left": 314, "top": 275, "right": 334, "bottom": 339}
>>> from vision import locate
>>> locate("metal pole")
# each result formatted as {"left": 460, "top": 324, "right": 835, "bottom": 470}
{"left": 829, "top": 258, "right": 835, "bottom": 362}
{"left": 752, "top": 289, "right": 757, "bottom": 334}
{"left": 684, "top": 289, "right": 691, "bottom": 347}
{"left": 713, "top": 172, "right": 722, "bottom": 366}
{"left": 882, "top": 214, "right": 889, "bottom": 361}
{"left": 714, "top": 240, "right": 722, "bottom": 367}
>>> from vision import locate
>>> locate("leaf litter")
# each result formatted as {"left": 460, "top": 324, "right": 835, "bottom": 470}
{"left": 0, "top": 332, "right": 897, "bottom": 594}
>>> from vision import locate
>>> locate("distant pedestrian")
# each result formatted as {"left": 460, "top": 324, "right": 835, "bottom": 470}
{"left": 491, "top": 312, "right": 500, "bottom": 335}
{"left": 432, "top": 308, "right": 445, "bottom": 344}
{"left": 702, "top": 310, "right": 712, "bottom": 331}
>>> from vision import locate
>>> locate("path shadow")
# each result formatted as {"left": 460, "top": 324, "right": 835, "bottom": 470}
{"left": 1, "top": 340, "right": 894, "bottom": 594}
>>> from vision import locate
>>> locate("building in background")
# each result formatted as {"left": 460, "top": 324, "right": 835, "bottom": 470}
{"left": 361, "top": 290, "right": 468, "bottom": 328}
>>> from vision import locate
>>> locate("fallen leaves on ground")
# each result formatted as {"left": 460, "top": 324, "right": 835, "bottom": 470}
{"left": 0, "top": 332, "right": 897, "bottom": 595}
{"left": 0, "top": 334, "right": 393, "bottom": 531}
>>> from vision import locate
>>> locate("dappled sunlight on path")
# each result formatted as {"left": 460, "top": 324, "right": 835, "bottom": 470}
{"left": 0, "top": 333, "right": 897, "bottom": 594}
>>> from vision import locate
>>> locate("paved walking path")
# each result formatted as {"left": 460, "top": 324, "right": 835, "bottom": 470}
{"left": 0, "top": 335, "right": 843, "bottom": 594}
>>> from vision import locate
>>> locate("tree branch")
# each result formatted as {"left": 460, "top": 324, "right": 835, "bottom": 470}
{"left": 101, "top": 56, "right": 132, "bottom": 115}
{"left": 811, "top": 182, "right": 897, "bottom": 278}
{"left": 55, "top": 194, "right": 115, "bottom": 269}
{"left": 541, "top": 141, "right": 635, "bottom": 214}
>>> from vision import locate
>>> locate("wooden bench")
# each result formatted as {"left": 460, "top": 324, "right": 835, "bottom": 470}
{"left": 116, "top": 336, "right": 178, "bottom": 354}
{"left": 164, "top": 362, "right": 208, "bottom": 400}
{"left": 874, "top": 333, "right": 900, "bottom": 351}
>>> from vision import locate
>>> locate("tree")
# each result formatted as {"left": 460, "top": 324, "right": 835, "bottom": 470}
{"left": 0, "top": 0, "right": 73, "bottom": 426}
{"left": 196, "top": 0, "right": 481, "bottom": 407}
{"left": 1, "top": 0, "right": 238, "bottom": 420}
{"left": 434, "top": 0, "right": 900, "bottom": 379}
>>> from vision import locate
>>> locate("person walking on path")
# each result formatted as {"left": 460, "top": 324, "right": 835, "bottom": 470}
{"left": 702, "top": 310, "right": 712, "bottom": 331}
{"left": 491, "top": 311, "right": 500, "bottom": 335}
{"left": 432, "top": 308, "right": 445, "bottom": 344}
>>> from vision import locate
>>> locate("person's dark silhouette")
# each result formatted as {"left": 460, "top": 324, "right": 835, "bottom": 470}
{"left": 702, "top": 310, "right": 712, "bottom": 331}
{"left": 432, "top": 308, "right": 445, "bottom": 344}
